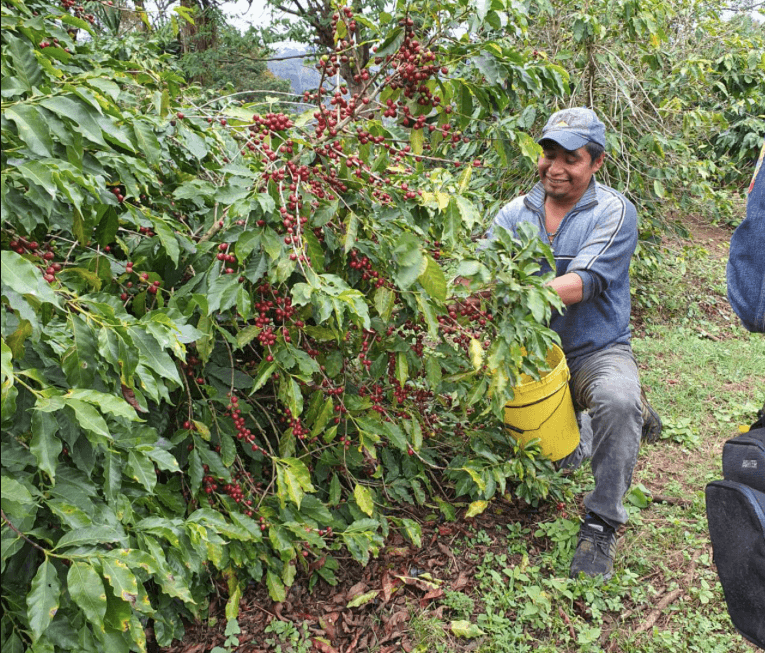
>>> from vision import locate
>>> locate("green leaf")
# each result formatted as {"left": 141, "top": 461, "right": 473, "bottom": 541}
{"left": 5, "top": 318, "right": 31, "bottom": 360}
{"left": 354, "top": 483, "right": 375, "bottom": 516}
{"left": 266, "top": 571, "right": 286, "bottom": 602}
{"left": 653, "top": 179, "right": 666, "bottom": 198}
{"left": 65, "top": 389, "right": 143, "bottom": 422}
{"left": 68, "top": 399, "right": 112, "bottom": 442}
{"left": 100, "top": 557, "right": 138, "bottom": 606}
{"left": 6, "top": 35, "right": 43, "bottom": 90}
{"left": 425, "top": 356, "right": 442, "bottom": 390}
{"left": 393, "top": 234, "right": 426, "bottom": 289}
{"left": 125, "top": 451, "right": 156, "bottom": 492}
{"left": 141, "top": 447, "right": 180, "bottom": 473}
{"left": 17, "top": 161, "right": 56, "bottom": 197}
{"left": 235, "top": 231, "right": 259, "bottom": 264}
{"left": 418, "top": 255, "right": 447, "bottom": 301}
{"left": 31, "top": 411, "right": 62, "bottom": 483}
{"left": 396, "top": 351, "right": 408, "bottom": 386}
{"left": 27, "top": 560, "right": 61, "bottom": 642}
{"left": 375, "top": 26, "right": 405, "bottom": 58}
{"left": 225, "top": 583, "right": 242, "bottom": 620}
{"left": 39, "top": 96, "right": 106, "bottom": 146}
{"left": 1, "top": 476, "right": 34, "bottom": 505}
{"left": 374, "top": 286, "right": 395, "bottom": 322}
{"left": 62, "top": 315, "right": 98, "bottom": 388}
{"left": 67, "top": 562, "right": 107, "bottom": 629}
{"left": 152, "top": 219, "right": 181, "bottom": 266}
{"left": 303, "top": 229, "right": 325, "bottom": 271}
{"left": 129, "top": 327, "right": 182, "bottom": 386}
{"left": 133, "top": 120, "right": 161, "bottom": 164}
{"left": 1, "top": 250, "right": 61, "bottom": 307}
{"left": 104, "top": 451, "right": 122, "bottom": 504}
{"left": 4, "top": 104, "right": 53, "bottom": 157}
{"left": 54, "top": 525, "right": 123, "bottom": 550}
{"left": 329, "top": 473, "right": 341, "bottom": 506}
{"left": 275, "top": 457, "right": 315, "bottom": 509}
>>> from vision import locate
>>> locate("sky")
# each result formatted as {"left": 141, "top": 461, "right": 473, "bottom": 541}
{"left": 222, "top": 0, "right": 279, "bottom": 31}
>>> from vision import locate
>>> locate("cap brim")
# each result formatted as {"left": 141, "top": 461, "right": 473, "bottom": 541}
{"left": 538, "top": 131, "right": 588, "bottom": 151}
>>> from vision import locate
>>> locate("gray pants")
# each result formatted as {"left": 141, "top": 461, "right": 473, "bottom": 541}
{"left": 563, "top": 343, "right": 642, "bottom": 528}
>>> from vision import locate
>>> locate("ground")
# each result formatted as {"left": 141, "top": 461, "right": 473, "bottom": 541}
{"left": 159, "top": 212, "right": 763, "bottom": 653}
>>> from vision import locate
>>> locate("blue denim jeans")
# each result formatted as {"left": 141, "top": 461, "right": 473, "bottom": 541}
{"left": 560, "top": 343, "right": 642, "bottom": 528}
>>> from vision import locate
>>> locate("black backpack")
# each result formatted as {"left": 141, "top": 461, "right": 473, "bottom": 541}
{"left": 705, "top": 416, "right": 765, "bottom": 650}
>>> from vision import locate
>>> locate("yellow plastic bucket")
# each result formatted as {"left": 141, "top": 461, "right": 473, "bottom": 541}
{"left": 504, "top": 344, "right": 579, "bottom": 461}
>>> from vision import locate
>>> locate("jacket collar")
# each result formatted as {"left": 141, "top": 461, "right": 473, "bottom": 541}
{"left": 524, "top": 177, "right": 600, "bottom": 213}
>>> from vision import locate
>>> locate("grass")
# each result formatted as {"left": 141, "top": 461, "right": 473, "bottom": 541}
{"left": 402, "top": 236, "right": 764, "bottom": 652}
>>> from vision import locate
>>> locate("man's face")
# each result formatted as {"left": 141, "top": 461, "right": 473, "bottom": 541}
{"left": 538, "top": 142, "right": 604, "bottom": 205}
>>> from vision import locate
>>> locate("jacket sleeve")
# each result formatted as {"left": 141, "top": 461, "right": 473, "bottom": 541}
{"left": 565, "top": 190, "right": 638, "bottom": 302}
{"left": 727, "top": 143, "right": 765, "bottom": 333}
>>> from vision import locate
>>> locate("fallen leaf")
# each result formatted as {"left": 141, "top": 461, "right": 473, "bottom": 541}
{"left": 346, "top": 589, "right": 379, "bottom": 608}
{"left": 381, "top": 570, "right": 397, "bottom": 603}
{"left": 450, "top": 620, "right": 485, "bottom": 638}
{"left": 311, "top": 638, "right": 340, "bottom": 653}
{"left": 181, "top": 645, "right": 205, "bottom": 653}
{"left": 385, "top": 546, "right": 410, "bottom": 557}
{"left": 384, "top": 610, "right": 409, "bottom": 636}
{"left": 451, "top": 571, "right": 469, "bottom": 591}
{"left": 346, "top": 581, "right": 368, "bottom": 600}
{"left": 422, "top": 588, "right": 444, "bottom": 601}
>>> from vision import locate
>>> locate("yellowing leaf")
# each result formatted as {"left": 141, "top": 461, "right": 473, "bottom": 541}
{"left": 450, "top": 620, "right": 485, "bottom": 638}
{"left": 347, "top": 589, "right": 379, "bottom": 608}
{"left": 465, "top": 500, "right": 488, "bottom": 518}
{"left": 469, "top": 338, "right": 484, "bottom": 371}
{"left": 354, "top": 483, "right": 375, "bottom": 516}
{"left": 411, "top": 128, "right": 424, "bottom": 155}
{"left": 458, "top": 164, "right": 472, "bottom": 192}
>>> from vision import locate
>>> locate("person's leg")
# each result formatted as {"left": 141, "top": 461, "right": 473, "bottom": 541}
{"left": 568, "top": 343, "right": 642, "bottom": 528}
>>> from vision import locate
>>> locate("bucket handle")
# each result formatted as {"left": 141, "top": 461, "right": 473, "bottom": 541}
{"left": 505, "top": 385, "right": 570, "bottom": 435}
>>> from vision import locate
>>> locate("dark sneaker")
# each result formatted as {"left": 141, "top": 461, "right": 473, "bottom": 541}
{"left": 640, "top": 387, "right": 662, "bottom": 443}
{"left": 570, "top": 513, "right": 617, "bottom": 580}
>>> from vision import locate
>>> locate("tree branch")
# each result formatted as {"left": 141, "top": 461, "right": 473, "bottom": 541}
{"left": 1, "top": 509, "right": 48, "bottom": 554}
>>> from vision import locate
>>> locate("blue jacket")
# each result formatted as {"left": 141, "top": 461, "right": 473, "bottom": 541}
{"left": 727, "top": 141, "right": 765, "bottom": 333}
{"left": 487, "top": 179, "right": 638, "bottom": 361}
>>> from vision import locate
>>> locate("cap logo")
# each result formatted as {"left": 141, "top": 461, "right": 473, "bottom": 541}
{"left": 555, "top": 121, "right": 569, "bottom": 127}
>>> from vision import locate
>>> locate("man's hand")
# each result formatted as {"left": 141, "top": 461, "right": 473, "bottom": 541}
{"left": 546, "top": 272, "right": 583, "bottom": 305}
{"left": 453, "top": 277, "right": 491, "bottom": 311}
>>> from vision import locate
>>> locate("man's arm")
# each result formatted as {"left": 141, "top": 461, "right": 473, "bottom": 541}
{"left": 547, "top": 272, "right": 583, "bottom": 305}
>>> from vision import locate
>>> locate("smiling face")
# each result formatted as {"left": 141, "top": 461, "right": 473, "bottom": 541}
{"left": 538, "top": 141, "right": 604, "bottom": 207}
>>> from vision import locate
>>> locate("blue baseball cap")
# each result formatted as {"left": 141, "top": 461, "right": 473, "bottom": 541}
{"left": 538, "top": 107, "right": 606, "bottom": 151}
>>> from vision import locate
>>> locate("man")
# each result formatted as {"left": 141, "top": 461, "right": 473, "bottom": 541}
{"left": 485, "top": 107, "right": 661, "bottom": 580}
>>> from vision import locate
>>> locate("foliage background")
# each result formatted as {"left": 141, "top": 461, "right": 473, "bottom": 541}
{"left": 1, "top": 0, "right": 762, "bottom": 651}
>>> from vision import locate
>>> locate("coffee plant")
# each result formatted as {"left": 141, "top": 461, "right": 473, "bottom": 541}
{"left": 1, "top": 1, "right": 573, "bottom": 651}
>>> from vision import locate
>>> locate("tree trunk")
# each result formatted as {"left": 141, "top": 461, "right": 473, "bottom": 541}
{"left": 179, "top": 0, "right": 217, "bottom": 55}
